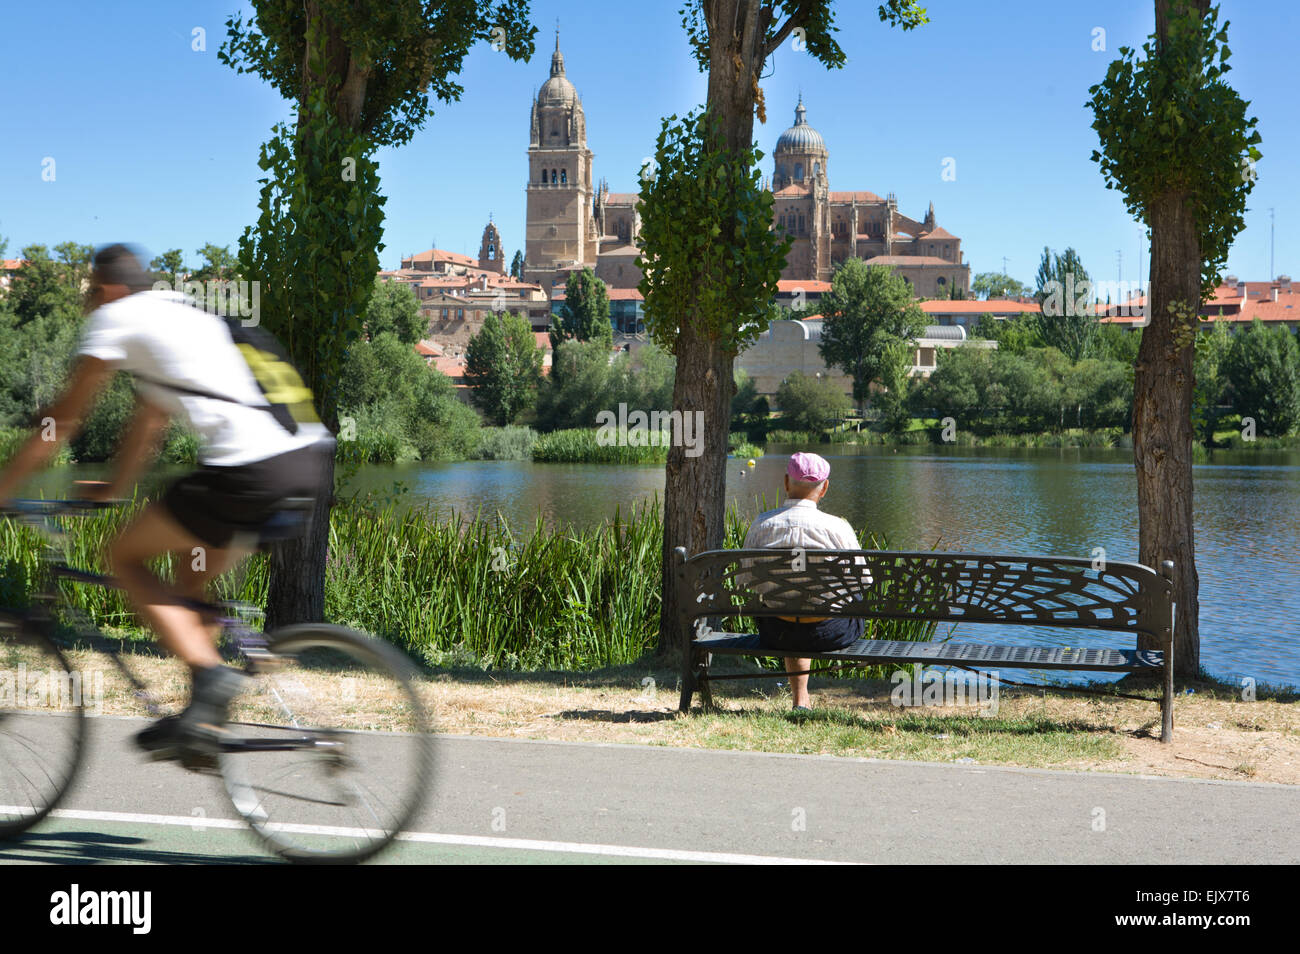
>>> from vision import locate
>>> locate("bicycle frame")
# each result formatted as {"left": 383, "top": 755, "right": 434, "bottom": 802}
{"left": 2, "top": 502, "right": 321, "bottom": 755}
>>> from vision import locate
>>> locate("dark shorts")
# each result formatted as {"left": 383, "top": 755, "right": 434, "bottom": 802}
{"left": 161, "top": 442, "right": 330, "bottom": 549}
{"left": 757, "top": 616, "right": 864, "bottom": 653}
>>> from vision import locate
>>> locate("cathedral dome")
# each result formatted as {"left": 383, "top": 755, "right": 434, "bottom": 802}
{"left": 538, "top": 38, "right": 579, "bottom": 107}
{"left": 775, "top": 98, "right": 825, "bottom": 153}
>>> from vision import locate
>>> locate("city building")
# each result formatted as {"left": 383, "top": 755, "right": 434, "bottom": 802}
{"left": 521, "top": 41, "right": 970, "bottom": 302}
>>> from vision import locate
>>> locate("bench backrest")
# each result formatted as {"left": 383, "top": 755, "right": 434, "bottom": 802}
{"left": 674, "top": 547, "right": 1174, "bottom": 642}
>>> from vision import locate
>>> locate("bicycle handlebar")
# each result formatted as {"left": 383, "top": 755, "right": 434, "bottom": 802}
{"left": 0, "top": 499, "right": 125, "bottom": 518}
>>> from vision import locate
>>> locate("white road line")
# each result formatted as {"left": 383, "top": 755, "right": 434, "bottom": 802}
{"left": 3, "top": 806, "right": 850, "bottom": 865}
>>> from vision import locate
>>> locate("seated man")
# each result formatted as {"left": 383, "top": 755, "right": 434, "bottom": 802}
{"left": 741, "top": 452, "right": 863, "bottom": 710}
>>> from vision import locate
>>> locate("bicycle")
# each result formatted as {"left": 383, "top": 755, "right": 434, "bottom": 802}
{"left": 0, "top": 498, "right": 434, "bottom": 864}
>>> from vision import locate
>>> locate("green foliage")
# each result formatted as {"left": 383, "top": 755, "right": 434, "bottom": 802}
{"left": 531, "top": 428, "right": 669, "bottom": 464}
{"left": 550, "top": 267, "right": 611, "bottom": 350}
{"left": 509, "top": 249, "right": 524, "bottom": 280}
{"left": 464, "top": 310, "right": 542, "bottom": 426}
{"left": 817, "top": 259, "right": 927, "bottom": 407}
{"left": 474, "top": 425, "right": 536, "bottom": 460}
{"left": 535, "top": 341, "right": 676, "bottom": 433}
{"left": 731, "top": 368, "right": 770, "bottom": 436}
{"left": 917, "top": 345, "right": 1134, "bottom": 435}
{"left": 775, "top": 371, "right": 851, "bottom": 433}
{"left": 1033, "top": 246, "right": 1096, "bottom": 361}
{"left": 6, "top": 245, "right": 83, "bottom": 329}
{"left": 971, "top": 272, "right": 1027, "bottom": 300}
{"left": 1192, "top": 319, "right": 1232, "bottom": 444}
{"left": 970, "top": 313, "right": 1043, "bottom": 355}
{"left": 220, "top": 0, "right": 537, "bottom": 148}
{"left": 365, "top": 277, "right": 426, "bottom": 344}
{"left": 188, "top": 243, "right": 239, "bottom": 284}
{"left": 1092, "top": 322, "right": 1142, "bottom": 364}
{"left": 237, "top": 102, "right": 384, "bottom": 428}
{"left": 338, "top": 331, "right": 479, "bottom": 461}
{"left": 150, "top": 249, "right": 186, "bottom": 287}
{"left": 1086, "top": 2, "right": 1261, "bottom": 297}
{"left": 637, "top": 109, "right": 789, "bottom": 356}
{"left": 1223, "top": 320, "right": 1300, "bottom": 436}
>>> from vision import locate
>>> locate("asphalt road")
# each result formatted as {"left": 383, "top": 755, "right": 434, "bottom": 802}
{"left": 2, "top": 714, "right": 1296, "bottom": 864}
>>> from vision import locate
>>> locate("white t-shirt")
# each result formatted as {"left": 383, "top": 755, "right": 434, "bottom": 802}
{"left": 78, "top": 290, "right": 330, "bottom": 466}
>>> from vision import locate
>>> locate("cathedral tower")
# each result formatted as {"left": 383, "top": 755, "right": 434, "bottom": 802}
{"left": 523, "top": 31, "right": 596, "bottom": 292}
{"left": 478, "top": 218, "right": 504, "bottom": 274}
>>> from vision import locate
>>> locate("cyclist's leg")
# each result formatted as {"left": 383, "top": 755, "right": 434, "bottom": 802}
{"left": 174, "top": 539, "right": 250, "bottom": 643}
{"left": 108, "top": 502, "right": 230, "bottom": 668}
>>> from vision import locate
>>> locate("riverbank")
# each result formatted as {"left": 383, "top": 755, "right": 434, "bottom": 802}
{"left": 61, "top": 636, "right": 1300, "bottom": 784}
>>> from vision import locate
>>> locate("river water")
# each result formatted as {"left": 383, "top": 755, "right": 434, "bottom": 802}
{"left": 26, "top": 444, "right": 1300, "bottom": 687}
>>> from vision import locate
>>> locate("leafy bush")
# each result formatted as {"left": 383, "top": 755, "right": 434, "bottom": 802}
{"left": 774, "top": 372, "right": 851, "bottom": 433}
{"left": 475, "top": 426, "right": 537, "bottom": 460}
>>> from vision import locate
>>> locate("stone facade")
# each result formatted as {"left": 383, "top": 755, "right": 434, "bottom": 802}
{"left": 523, "top": 34, "right": 597, "bottom": 293}
{"left": 769, "top": 97, "right": 970, "bottom": 294}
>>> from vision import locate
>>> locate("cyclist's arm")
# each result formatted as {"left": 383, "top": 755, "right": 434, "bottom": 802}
{"left": 0, "top": 356, "right": 114, "bottom": 503}
{"left": 96, "top": 395, "right": 171, "bottom": 498}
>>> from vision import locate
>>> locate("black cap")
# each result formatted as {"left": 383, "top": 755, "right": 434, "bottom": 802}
{"left": 92, "top": 243, "right": 153, "bottom": 292}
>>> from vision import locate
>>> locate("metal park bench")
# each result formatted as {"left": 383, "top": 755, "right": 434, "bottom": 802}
{"left": 672, "top": 546, "right": 1176, "bottom": 742}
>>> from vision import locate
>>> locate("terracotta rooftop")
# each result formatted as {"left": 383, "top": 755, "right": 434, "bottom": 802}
{"left": 604, "top": 193, "right": 639, "bottom": 205}
{"left": 919, "top": 226, "right": 957, "bottom": 240}
{"left": 919, "top": 299, "right": 1040, "bottom": 314}
{"left": 777, "top": 279, "right": 832, "bottom": 293}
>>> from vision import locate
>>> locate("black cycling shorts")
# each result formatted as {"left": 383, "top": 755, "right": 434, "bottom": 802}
{"left": 161, "top": 442, "right": 330, "bottom": 549}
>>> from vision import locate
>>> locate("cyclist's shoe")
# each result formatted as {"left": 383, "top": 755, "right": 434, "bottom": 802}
{"left": 135, "top": 664, "right": 246, "bottom": 765}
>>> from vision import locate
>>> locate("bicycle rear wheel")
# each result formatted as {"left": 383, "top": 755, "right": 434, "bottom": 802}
{"left": 219, "top": 624, "right": 433, "bottom": 864}
{"left": 0, "top": 615, "right": 87, "bottom": 837}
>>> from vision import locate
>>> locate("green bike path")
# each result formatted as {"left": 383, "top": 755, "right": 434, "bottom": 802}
{"left": 2, "top": 715, "right": 1297, "bottom": 865}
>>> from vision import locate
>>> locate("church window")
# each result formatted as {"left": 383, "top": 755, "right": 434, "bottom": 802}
{"left": 813, "top": 162, "right": 820, "bottom": 178}
{"left": 551, "top": 169, "right": 557, "bottom": 184}
{"left": 795, "top": 163, "right": 803, "bottom": 180}
{"left": 488, "top": 243, "right": 496, "bottom": 260}
{"left": 561, "top": 168, "right": 567, "bottom": 184}
{"left": 937, "top": 276, "right": 947, "bottom": 286}
{"left": 539, "top": 168, "right": 547, "bottom": 184}
{"left": 798, "top": 214, "right": 805, "bottom": 233}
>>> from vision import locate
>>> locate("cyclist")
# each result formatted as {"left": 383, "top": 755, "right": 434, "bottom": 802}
{"left": 0, "top": 244, "right": 333, "bottom": 760}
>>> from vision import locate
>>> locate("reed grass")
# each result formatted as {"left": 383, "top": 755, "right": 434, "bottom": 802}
{"left": 532, "top": 428, "right": 669, "bottom": 464}
{"left": 0, "top": 491, "right": 938, "bottom": 675}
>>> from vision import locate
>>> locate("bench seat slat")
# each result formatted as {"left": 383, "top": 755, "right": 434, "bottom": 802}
{"left": 694, "top": 633, "right": 1163, "bottom": 672}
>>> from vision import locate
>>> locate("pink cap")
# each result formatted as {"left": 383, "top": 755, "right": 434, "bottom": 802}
{"left": 787, "top": 452, "right": 830, "bottom": 483}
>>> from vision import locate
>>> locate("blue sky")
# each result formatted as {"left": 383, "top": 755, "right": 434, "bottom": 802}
{"left": 1, "top": 0, "right": 1294, "bottom": 290}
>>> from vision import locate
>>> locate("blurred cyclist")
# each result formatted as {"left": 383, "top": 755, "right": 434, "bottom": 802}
{"left": 0, "top": 244, "right": 333, "bottom": 760}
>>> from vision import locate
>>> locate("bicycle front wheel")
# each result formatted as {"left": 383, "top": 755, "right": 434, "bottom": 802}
{"left": 219, "top": 624, "right": 434, "bottom": 864}
{"left": 0, "top": 614, "right": 87, "bottom": 837}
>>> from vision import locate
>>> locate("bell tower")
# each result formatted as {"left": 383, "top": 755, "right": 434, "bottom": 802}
{"left": 478, "top": 218, "right": 504, "bottom": 274}
{"left": 523, "top": 29, "right": 595, "bottom": 293}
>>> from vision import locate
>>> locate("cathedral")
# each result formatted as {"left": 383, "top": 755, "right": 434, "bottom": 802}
{"left": 523, "top": 38, "right": 969, "bottom": 299}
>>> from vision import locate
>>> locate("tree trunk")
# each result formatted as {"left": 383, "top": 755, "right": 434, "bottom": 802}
{"left": 656, "top": 0, "right": 764, "bottom": 659}
{"left": 658, "top": 329, "right": 736, "bottom": 656}
{"left": 1136, "top": 189, "right": 1200, "bottom": 676}
{"left": 265, "top": 444, "right": 334, "bottom": 630}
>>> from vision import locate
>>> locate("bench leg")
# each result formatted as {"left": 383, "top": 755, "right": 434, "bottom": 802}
{"left": 678, "top": 662, "right": 694, "bottom": 712}
{"left": 1160, "top": 642, "right": 1174, "bottom": 743}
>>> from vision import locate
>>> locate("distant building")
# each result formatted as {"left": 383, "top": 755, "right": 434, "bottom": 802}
{"left": 737, "top": 317, "right": 994, "bottom": 404}
{"left": 1101, "top": 277, "right": 1300, "bottom": 334}
{"left": 520, "top": 41, "right": 970, "bottom": 304}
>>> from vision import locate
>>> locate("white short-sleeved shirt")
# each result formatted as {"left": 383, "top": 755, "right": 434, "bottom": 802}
{"left": 742, "top": 498, "right": 860, "bottom": 552}
{"left": 77, "top": 290, "right": 330, "bottom": 466}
